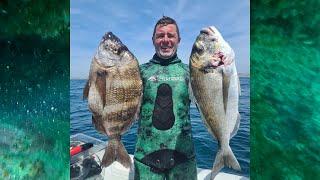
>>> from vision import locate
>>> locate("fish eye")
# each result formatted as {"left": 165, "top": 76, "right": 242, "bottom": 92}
{"left": 117, "top": 46, "right": 128, "bottom": 55}
{"left": 192, "top": 45, "right": 204, "bottom": 55}
{"left": 210, "top": 38, "right": 217, "bottom": 41}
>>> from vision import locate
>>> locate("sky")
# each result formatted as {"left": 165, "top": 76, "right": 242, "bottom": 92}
{"left": 71, "top": 0, "right": 249, "bottom": 79}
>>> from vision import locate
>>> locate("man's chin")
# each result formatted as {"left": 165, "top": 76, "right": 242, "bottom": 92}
{"left": 157, "top": 51, "right": 175, "bottom": 59}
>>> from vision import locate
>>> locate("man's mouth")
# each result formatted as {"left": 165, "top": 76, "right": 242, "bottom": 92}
{"left": 160, "top": 46, "right": 172, "bottom": 52}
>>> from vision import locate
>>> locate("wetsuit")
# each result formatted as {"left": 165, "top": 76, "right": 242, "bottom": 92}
{"left": 134, "top": 54, "right": 197, "bottom": 180}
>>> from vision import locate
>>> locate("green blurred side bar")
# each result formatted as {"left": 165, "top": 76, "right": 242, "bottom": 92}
{"left": 251, "top": 0, "right": 320, "bottom": 179}
{"left": 0, "top": 0, "right": 70, "bottom": 179}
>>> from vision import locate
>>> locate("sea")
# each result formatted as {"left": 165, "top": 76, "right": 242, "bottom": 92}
{"left": 70, "top": 77, "right": 250, "bottom": 177}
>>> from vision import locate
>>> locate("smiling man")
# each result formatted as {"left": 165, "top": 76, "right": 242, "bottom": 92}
{"left": 133, "top": 16, "right": 235, "bottom": 180}
{"left": 152, "top": 21, "right": 180, "bottom": 59}
{"left": 133, "top": 16, "right": 198, "bottom": 180}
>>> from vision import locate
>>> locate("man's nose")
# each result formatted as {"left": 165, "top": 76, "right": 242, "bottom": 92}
{"left": 163, "top": 35, "right": 169, "bottom": 42}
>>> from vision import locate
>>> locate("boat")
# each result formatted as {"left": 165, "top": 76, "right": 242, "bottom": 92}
{"left": 70, "top": 133, "right": 249, "bottom": 180}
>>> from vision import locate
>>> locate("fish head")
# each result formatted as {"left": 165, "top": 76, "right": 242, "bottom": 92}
{"left": 190, "top": 26, "right": 225, "bottom": 70}
{"left": 95, "top": 32, "right": 134, "bottom": 67}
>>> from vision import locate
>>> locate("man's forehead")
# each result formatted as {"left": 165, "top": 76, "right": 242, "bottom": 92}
{"left": 155, "top": 24, "right": 178, "bottom": 33}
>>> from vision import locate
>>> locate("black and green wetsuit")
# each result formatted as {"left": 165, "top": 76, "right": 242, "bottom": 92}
{"left": 134, "top": 54, "right": 197, "bottom": 180}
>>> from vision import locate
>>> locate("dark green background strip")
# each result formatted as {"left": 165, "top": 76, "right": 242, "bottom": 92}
{"left": 0, "top": 0, "right": 69, "bottom": 179}
{"left": 251, "top": 0, "right": 320, "bottom": 179}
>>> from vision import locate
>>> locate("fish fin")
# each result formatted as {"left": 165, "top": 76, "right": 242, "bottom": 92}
{"left": 230, "top": 113, "right": 241, "bottom": 138}
{"left": 92, "top": 114, "right": 104, "bottom": 133}
{"left": 95, "top": 70, "right": 107, "bottom": 107}
{"left": 195, "top": 103, "right": 200, "bottom": 113}
{"left": 238, "top": 76, "right": 241, "bottom": 96}
{"left": 116, "top": 141, "right": 132, "bottom": 168}
{"left": 83, "top": 80, "right": 90, "bottom": 100}
{"left": 101, "top": 140, "right": 117, "bottom": 168}
{"left": 101, "top": 139, "right": 132, "bottom": 169}
{"left": 92, "top": 115, "right": 98, "bottom": 126}
{"left": 133, "top": 92, "right": 143, "bottom": 121}
{"left": 211, "top": 146, "right": 241, "bottom": 179}
{"left": 223, "top": 70, "right": 231, "bottom": 112}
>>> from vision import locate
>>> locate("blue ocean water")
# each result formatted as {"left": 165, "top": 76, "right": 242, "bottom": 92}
{"left": 70, "top": 77, "right": 250, "bottom": 177}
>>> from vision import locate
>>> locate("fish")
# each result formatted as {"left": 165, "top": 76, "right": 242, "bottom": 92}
{"left": 189, "top": 26, "right": 241, "bottom": 179}
{"left": 83, "top": 32, "right": 143, "bottom": 168}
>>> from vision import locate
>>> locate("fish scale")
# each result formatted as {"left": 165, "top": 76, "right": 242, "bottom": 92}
{"left": 189, "top": 26, "right": 241, "bottom": 179}
{"left": 84, "top": 32, "right": 142, "bottom": 168}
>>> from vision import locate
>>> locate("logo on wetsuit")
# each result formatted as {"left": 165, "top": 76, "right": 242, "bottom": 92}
{"left": 148, "top": 75, "right": 184, "bottom": 82}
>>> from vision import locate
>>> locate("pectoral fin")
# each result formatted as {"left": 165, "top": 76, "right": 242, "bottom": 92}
{"left": 223, "top": 71, "right": 231, "bottom": 112}
{"left": 133, "top": 92, "right": 143, "bottom": 121}
{"left": 92, "top": 114, "right": 105, "bottom": 133}
{"left": 96, "top": 70, "right": 107, "bottom": 107}
{"left": 83, "top": 80, "right": 90, "bottom": 100}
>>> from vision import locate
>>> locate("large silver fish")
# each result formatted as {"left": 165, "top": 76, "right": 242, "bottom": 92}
{"left": 189, "top": 26, "right": 241, "bottom": 179}
{"left": 83, "top": 32, "right": 143, "bottom": 168}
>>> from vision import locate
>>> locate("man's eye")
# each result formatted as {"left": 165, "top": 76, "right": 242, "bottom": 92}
{"left": 156, "top": 34, "right": 164, "bottom": 39}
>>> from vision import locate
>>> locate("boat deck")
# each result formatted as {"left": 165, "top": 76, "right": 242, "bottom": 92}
{"left": 71, "top": 134, "right": 248, "bottom": 180}
{"left": 97, "top": 151, "right": 248, "bottom": 180}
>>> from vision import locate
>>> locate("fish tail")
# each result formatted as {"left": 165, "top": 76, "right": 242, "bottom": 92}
{"left": 101, "top": 139, "right": 132, "bottom": 168}
{"left": 211, "top": 145, "right": 241, "bottom": 179}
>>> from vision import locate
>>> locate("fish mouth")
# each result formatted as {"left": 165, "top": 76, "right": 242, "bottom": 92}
{"left": 199, "top": 27, "right": 218, "bottom": 42}
{"left": 204, "top": 62, "right": 223, "bottom": 69}
{"left": 103, "top": 32, "right": 123, "bottom": 44}
{"left": 102, "top": 32, "right": 129, "bottom": 55}
{"left": 201, "top": 60, "right": 224, "bottom": 71}
{"left": 200, "top": 27, "right": 215, "bottom": 36}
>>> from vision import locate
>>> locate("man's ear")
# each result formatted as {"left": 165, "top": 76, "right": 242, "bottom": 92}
{"left": 152, "top": 37, "right": 156, "bottom": 45}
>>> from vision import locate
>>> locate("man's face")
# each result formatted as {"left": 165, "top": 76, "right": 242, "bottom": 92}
{"left": 153, "top": 24, "right": 180, "bottom": 59}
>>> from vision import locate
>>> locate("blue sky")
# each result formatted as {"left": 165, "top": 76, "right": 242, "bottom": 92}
{"left": 71, "top": 0, "right": 249, "bottom": 79}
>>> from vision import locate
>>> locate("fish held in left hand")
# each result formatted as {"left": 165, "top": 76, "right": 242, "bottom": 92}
{"left": 189, "top": 26, "right": 241, "bottom": 179}
{"left": 83, "top": 32, "right": 143, "bottom": 168}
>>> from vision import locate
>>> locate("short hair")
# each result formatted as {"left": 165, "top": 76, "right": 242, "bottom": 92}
{"left": 152, "top": 16, "right": 181, "bottom": 41}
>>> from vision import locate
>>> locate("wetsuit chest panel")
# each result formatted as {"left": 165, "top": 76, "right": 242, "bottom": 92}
{"left": 140, "top": 64, "right": 189, "bottom": 126}
{"left": 135, "top": 62, "right": 195, "bottom": 161}
{"left": 152, "top": 83, "right": 175, "bottom": 130}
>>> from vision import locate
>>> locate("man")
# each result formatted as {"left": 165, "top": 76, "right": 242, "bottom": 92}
{"left": 133, "top": 16, "right": 233, "bottom": 180}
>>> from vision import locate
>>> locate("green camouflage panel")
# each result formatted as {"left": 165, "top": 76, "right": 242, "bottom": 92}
{"left": 134, "top": 156, "right": 197, "bottom": 180}
{"left": 134, "top": 56, "right": 196, "bottom": 161}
